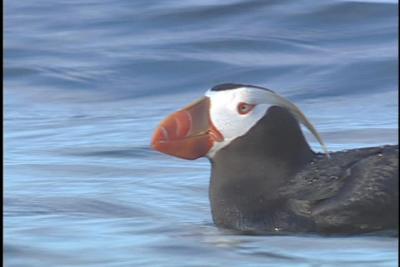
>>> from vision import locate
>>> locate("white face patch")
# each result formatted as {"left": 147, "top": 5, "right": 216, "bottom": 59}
{"left": 204, "top": 86, "right": 330, "bottom": 159}
{"left": 205, "top": 87, "right": 274, "bottom": 158}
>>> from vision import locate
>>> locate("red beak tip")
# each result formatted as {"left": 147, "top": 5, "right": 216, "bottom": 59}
{"left": 151, "top": 97, "right": 214, "bottom": 160}
{"left": 150, "top": 140, "right": 160, "bottom": 149}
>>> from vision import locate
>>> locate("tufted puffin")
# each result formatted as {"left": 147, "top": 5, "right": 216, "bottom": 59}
{"left": 151, "top": 83, "right": 399, "bottom": 234}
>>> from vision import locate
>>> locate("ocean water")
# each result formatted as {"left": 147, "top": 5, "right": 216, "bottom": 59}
{"left": 4, "top": 0, "right": 398, "bottom": 266}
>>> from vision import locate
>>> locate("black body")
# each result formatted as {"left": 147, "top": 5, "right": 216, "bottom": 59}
{"left": 209, "top": 106, "right": 398, "bottom": 234}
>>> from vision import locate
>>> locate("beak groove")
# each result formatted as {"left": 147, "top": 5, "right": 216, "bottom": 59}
{"left": 151, "top": 97, "right": 222, "bottom": 159}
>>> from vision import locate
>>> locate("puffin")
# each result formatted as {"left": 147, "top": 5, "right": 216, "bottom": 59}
{"left": 151, "top": 83, "right": 399, "bottom": 234}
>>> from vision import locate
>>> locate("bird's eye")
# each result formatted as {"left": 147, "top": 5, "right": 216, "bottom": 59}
{"left": 237, "top": 102, "right": 256, "bottom": 115}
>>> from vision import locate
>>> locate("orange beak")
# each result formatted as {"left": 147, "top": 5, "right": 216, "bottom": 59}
{"left": 151, "top": 97, "right": 223, "bottom": 160}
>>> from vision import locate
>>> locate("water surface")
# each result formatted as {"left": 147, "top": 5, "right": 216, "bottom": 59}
{"left": 4, "top": 0, "right": 398, "bottom": 266}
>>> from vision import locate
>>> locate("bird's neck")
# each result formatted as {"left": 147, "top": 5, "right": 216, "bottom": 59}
{"left": 208, "top": 106, "right": 314, "bottom": 231}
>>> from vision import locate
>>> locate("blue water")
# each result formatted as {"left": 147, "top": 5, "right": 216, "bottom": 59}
{"left": 4, "top": 0, "right": 398, "bottom": 266}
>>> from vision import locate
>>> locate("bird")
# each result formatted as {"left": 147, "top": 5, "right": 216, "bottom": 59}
{"left": 151, "top": 83, "right": 398, "bottom": 235}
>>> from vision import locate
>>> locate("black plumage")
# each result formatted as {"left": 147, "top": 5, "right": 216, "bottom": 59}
{"left": 211, "top": 83, "right": 274, "bottom": 92}
{"left": 209, "top": 106, "right": 398, "bottom": 234}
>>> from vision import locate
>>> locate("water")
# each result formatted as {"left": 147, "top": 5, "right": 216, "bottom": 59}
{"left": 4, "top": 0, "right": 398, "bottom": 266}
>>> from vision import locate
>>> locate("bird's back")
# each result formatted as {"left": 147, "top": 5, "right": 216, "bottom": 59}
{"left": 283, "top": 145, "right": 399, "bottom": 234}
